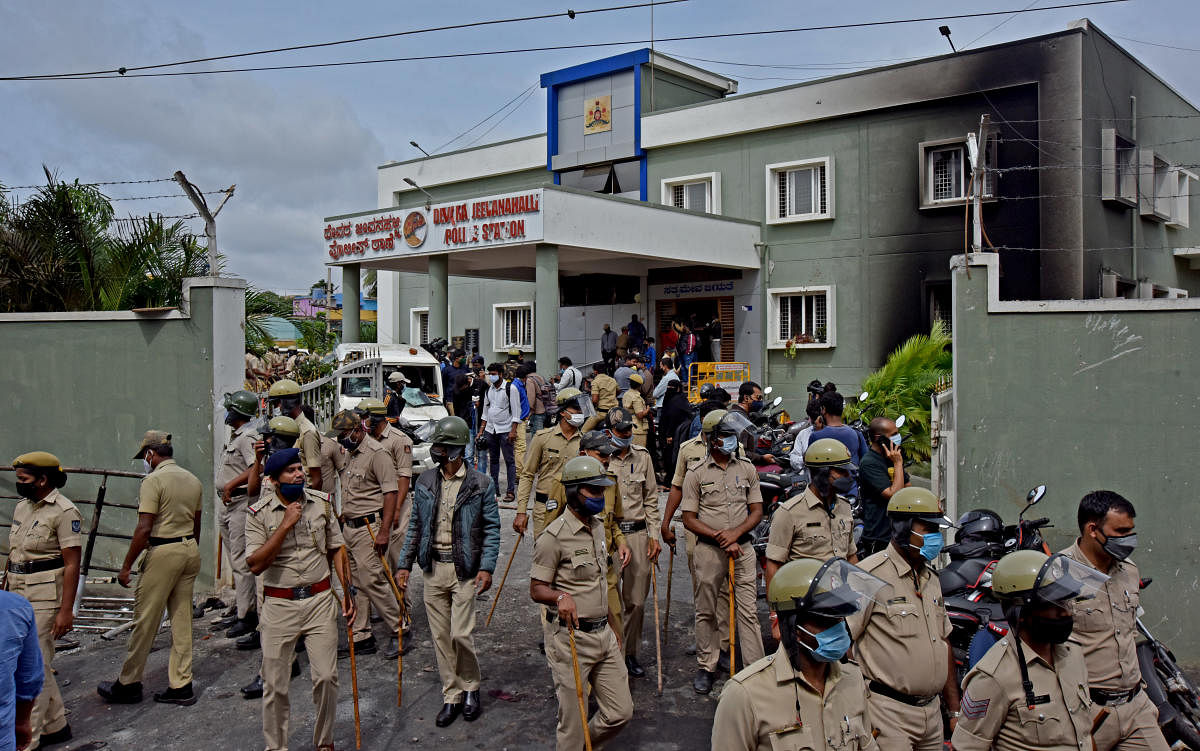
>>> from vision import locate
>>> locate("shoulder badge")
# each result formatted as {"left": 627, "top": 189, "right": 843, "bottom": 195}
{"left": 305, "top": 488, "right": 330, "bottom": 502}
{"left": 72, "top": 520, "right": 82, "bottom": 533}
{"left": 249, "top": 495, "right": 273, "bottom": 514}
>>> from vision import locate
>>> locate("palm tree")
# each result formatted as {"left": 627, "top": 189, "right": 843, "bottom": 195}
{"left": 245, "top": 288, "right": 293, "bottom": 354}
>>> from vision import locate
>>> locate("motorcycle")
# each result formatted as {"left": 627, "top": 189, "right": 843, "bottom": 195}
{"left": 1136, "top": 578, "right": 1200, "bottom": 750}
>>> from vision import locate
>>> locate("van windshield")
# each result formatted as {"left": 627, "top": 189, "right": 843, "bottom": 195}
{"left": 385, "top": 365, "right": 441, "bottom": 397}
{"left": 341, "top": 376, "right": 373, "bottom": 397}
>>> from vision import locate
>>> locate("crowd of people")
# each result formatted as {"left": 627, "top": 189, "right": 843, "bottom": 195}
{"left": 244, "top": 346, "right": 320, "bottom": 387}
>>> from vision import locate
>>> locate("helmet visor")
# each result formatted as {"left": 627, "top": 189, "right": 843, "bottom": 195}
{"left": 804, "top": 558, "right": 888, "bottom": 618}
{"left": 565, "top": 394, "right": 596, "bottom": 420}
{"left": 1035, "top": 554, "right": 1109, "bottom": 605}
{"left": 715, "top": 410, "right": 758, "bottom": 452}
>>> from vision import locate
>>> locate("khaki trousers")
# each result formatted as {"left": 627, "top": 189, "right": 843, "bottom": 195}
{"left": 512, "top": 420, "right": 527, "bottom": 471}
{"left": 684, "top": 530, "right": 728, "bottom": 653}
{"left": 119, "top": 540, "right": 200, "bottom": 688}
{"left": 217, "top": 496, "right": 256, "bottom": 618}
{"left": 632, "top": 432, "right": 648, "bottom": 449}
{"left": 1093, "top": 690, "right": 1170, "bottom": 751}
{"left": 867, "top": 691, "right": 944, "bottom": 751}
{"left": 385, "top": 510, "right": 412, "bottom": 623}
{"left": 581, "top": 411, "right": 608, "bottom": 434}
{"left": 546, "top": 623, "right": 632, "bottom": 751}
{"left": 7, "top": 571, "right": 68, "bottom": 748}
{"left": 692, "top": 541, "right": 763, "bottom": 672}
{"left": 261, "top": 589, "right": 339, "bottom": 751}
{"left": 345, "top": 522, "right": 402, "bottom": 641}
{"left": 423, "top": 560, "right": 481, "bottom": 703}
{"left": 532, "top": 498, "right": 551, "bottom": 540}
{"left": 607, "top": 562, "right": 623, "bottom": 638}
{"left": 620, "top": 529, "right": 650, "bottom": 658}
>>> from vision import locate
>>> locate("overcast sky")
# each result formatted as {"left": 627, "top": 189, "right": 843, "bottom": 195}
{"left": 2, "top": 0, "right": 1196, "bottom": 294}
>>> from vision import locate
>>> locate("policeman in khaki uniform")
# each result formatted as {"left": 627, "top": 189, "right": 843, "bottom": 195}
{"left": 605, "top": 407, "right": 661, "bottom": 678}
{"left": 214, "top": 390, "right": 261, "bottom": 640}
{"left": 531, "top": 456, "right": 633, "bottom": 751}
{"left": 268, "top": 379, "right": 324, "bottom": 491}
{"left": 99, "top": 431, "right": 204, "bottom": 706}
{"left": 847, "top": 488, "right": 960, "bottom": 751}
{"left": 330, "top": 410, "right": 403, "bottom": 658}
{"left": 681, "top": 409, "right": 765, "bottom": 694}
{"left": 952, "top": 550, "right": 1108, "bottom": 751}
{"left": 245, "top": 448, "right": 355, "bottom": 751}
{"left": 1060, "top": 491, "right": 1169, "bottom": 751}
{"left": 514, "top": 388, "right": 592, "bottom": 539}
{"left": 620, "top": 374, "right": 651, "bottom": 448}
{"left": 712, "top": 557, "right": 885, "bottom": 751}
{"left": 5, "top": 452, "right": 81, "bottom": 750}
{"left": 582, "top": 362, "right": 618, "bottom": 433}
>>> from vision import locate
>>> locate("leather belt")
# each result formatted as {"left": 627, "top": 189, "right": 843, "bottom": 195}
{"left": 868, "top": 681, "right": 938, "bottom": 707}
{"left": 264, "top": 577, "right": 332, "bottom": 601}
{"left": 618, "top": 520, "right": 647, "bottom": 534}
{"left": 534, "top": 492, "right": 548, "bottom": 504}
{"left": 6, "top": 558, "right": 64, "bottom": 575}
{"left": 341, "top": 513, "right": 378, "bottom": 528}
{"left": 1090, "top": 686, "right": 1140, "bottom": 706}
{"left": 228, "top": 489, "right": 248, "bottom": 499}
{"left": 546, "top": 612, "right": 608, "bottom": 632}
{"left": 433, "top": 549, "right": 454, "bottom": 563}
{"left": 696, "top": 532, "right": 753, "bottom": 549}
{"left": 149, "top": 536, "right": 193, "bottom": 547}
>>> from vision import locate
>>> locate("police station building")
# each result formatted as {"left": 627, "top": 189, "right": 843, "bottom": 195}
{"left": 323, "top": 21, "right": 1200, "bottom": 395}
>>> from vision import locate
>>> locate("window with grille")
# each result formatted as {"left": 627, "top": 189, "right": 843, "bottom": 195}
{"left": 1101, "top": 129, "right": 1137, "bottom": 206}
{"left": 661, "top": 173, "right": 720, "bottom": 214}
{"left": 410, "top": 307, "right": 429, "bottom": 345}
{"left": 1168, "top": 167, "right": 1197, "bottom": 229}
{"left": 493, "top": 303, "right": 533, "bottom": 351}
{"left": 768, "top": 286, "right": 835, "bottom": 348}
{"left": 766, "top": 158, "right": 833, "bottom": 223}
{"left": 919, "top": 136, "right": 998, "bottom": 208}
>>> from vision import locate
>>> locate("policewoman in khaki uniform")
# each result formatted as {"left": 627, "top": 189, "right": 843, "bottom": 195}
{"left": 357, "top": 397, "right": 415, "bottom": 621}
{"left": 681, "top": 410, "right": 765, "bottom": 694}
{"left": 330, "top": 410, "right": 403, "bottom": 658}
{"left": 582, "top": 362, "right": 618, "bottom": 433}
{"left": 606, "top": 407, "right": 661, "bottom": 679}
{"left": 620, "top": 374, "right": 651, "bottom": 448}
{"left": 6, "top": 452, "right": 81, "bottom": 750}
{"left": 215, "top": 390, "right": 261, "bottom": 640}
{"left": 952, "top": 551, "right": 1108, "bottom": 751}
{"left": 99, "top": 430, "right": 203, "bottom": 706}
{"left": 1060, "top": 491, "right": 1169, "bottom": 751}
{"left": 531, "top": 456, "right": 633, "bottom": 751}
{"left": 712, "top": 557, "right": 885, "bottom": 751}
{"left": 847, "top": 488, "right": 960, "bottom": 751}
{"left": 514, "top": 388, "right": 591, "bottom": 539}
{"left": 245, "top": 448, "right": 354, "bottom": 751}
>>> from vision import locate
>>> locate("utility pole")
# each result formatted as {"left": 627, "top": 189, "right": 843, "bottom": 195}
{"left": 174, "top": 170, "right": 235, "bottom": 275}
{"left": 966, "top": 114, "right": 991, "bottom": 263}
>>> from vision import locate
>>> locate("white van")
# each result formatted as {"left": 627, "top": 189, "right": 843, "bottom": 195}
{"left": 334, "top": 343, "right": 448, "bottom": 475}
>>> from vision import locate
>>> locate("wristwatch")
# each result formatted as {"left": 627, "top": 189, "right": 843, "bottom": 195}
{"left": 948, "top": 711, "right": 962, "bottom": 719}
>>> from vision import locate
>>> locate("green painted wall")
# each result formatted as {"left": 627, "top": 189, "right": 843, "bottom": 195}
{"left": 642, "top": 67, "right": 725, "bottom": 112}
{"left": 952, "top": 254, "right": 1200, "bottom": 661}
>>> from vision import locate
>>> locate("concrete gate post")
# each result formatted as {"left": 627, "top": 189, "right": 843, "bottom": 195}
{"left": 342, "top": 263, "right": 360, "bottom": 343}
{"left": 535, "top": 244, "right": 559, "bottom": 368}
{"left": 428, "top": 253, "right": 449, "bottom": 343}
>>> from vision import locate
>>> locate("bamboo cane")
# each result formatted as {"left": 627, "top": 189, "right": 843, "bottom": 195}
{"left": 728, "top": 556, "right": 736, "bottom": 680}
{"left": 663, "top": 539, "right": 675, "bottom": 650}
{"left": 332, "top": 567, "right": 361, "bottom": 749}
{"left": 652, "top": 561, "right": 663, "bottom": 695}
{"left": 364, "top": 520, "right": 404, "bottom": 707}
{"left": 568, "top": 626, "right": 593, "bottom": 751}
{"left": 486, "top": 534, "right": 523, "bottom": 628}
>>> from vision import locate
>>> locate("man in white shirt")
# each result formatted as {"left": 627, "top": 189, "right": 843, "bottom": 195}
{"left": 553, "top": 357, "right": 583, "bottom": 391}
{"left": 480, "top": 362, "right": 522, "bottom": 502}
{"left": 652, "top": 357, "right": 680, "bottom": 409}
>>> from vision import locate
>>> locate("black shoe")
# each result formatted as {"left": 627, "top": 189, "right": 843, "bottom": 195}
{"left": 685, "top": 644, "right": 697, "bottom": 656}
{"left": 97, "top": 680, "right": 143, "bottom": 704}
{"left": 295, "top": 635, "right": 306, "bottom": 653}
{"left": 625, "top": 656, "right": 646, "bottom": 679}
{"left": 716, "top": 651, "right": 731, "bottom": 675}
{"left": 435, "top": 701, "right": 463, "bottom": 727}
{"left": 235, "top": 630, "right": 261, "bottom": 651}
{"left": 338, "top": 635, "right": 377, "bottom": 659}
{"left": 221, "top": 605, "right": 237, "bottom": 618}
{"left": 211, "top": 615, "right": 238, "bottom": 630}
{"left": 292, "top": 657, "right": 302, "bottom": 679}
{"left": 32, "top": 723, "right": 71, "bottom": 749}
{"left": 226, "top": 619, "right": 256, "bottom": 639}
{"left": 462, "top": 690, "right": 482, "bottom": 721}
{"left": 240, "top": 675, "right": 264, "bottom": 700}
{"left": 384, "top": 635, "right": 400, "bottom": 659}
{"left": 153, "top": 682, "right": 197, "bottom": 706}
{"left": 693, "top": 669, "right": 716, "bottom": 695}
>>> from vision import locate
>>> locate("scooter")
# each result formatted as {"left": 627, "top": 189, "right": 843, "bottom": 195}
{"left": 1136, "top": 578, "right": 1200, "bottom": 750}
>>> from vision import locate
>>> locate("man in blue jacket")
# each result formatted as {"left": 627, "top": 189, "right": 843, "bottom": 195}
{"left": 395, "top": 416, "right": 500, "bottom": 728}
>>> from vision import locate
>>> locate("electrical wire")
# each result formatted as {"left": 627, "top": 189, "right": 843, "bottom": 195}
{"left": 961, "top": 0, "right": 1043, "bottom": 50}
{"left": 1, "top": 0, "right": 1132, "bottom": 81}
{"left": 1113, "top": 36, "right": 1200, "bottom": 53}
{"left": 431, "top": 82, "right": 539, "bottom": 154}
{"left": 461, "top": 86, "right": 541, "bottom": 149}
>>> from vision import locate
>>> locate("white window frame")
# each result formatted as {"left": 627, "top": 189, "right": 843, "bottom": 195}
{"left": 918, "top": 136, "right": 997, "bottom": 209}
{"left": 409, "top": 307, "right": 429, "bottom": 345}
{"left": 492, "top": 301, "right": 534, "bottom": 353}
{"left": 767, "top": 285, "right": 835, "bottom": 349}
{"left": 1167, "top": 167, "right": 1197, "bottom": 229}
{"left": 765, "top": 157, "right": 834, "bottom": 224}
{"left": 660, "top": 172, "right": 721, "bottom": 214}
{"left": 1139, "top": 149, "right": 1173, "bottom": 222}
{"left": 1101, "top": 128, "right": 1138, "bottom": 206}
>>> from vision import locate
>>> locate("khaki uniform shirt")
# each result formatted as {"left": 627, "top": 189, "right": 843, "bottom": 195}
{"left": 766, "top": 487, "right": 855, "bottom": 564}
{"left": 434, "top": 464, "right": 466, "bottom": 550}
{"left": 6, "top": 489, "right": 82, "bottom": 565}
{"left": 713, "top": 646, "right": 880, "bottom": 751}
{"left": 217, "top": 423, "right": 258, "bottom": 490}
{"left": 546, "top": 475, "right": 627, "bottom": 552}
{"left": 671, "top": 436, "right": 709, "bottom": 488}
{"left": 139, "top": 459, "right": 203, "bottom": 538}
{"left": 591, "top": 374, "right": 618, "bottom": 411}
{"left": 374, "top": 423, "right": 414, "bottom": 479}
{"left": 1060, "top": 541, "right": 1141, "bottom": 691}
{"left": 680, "top": 456, "right": 762, "bottom": 534}
{"left": 317, "top": 435, "right": 345, "bottom": 495}
{"left": 294, "top": 413, "right": 322, "bottom": 472}
{"left": 338, "top": 435, "right": 399, "bottom": 517}
{"left": 847, "top": 544, "right": 952, "bottom": 696}
{"left": 516, "top": 425, "right": 581, "bottom": 512}
{"left": 609, "top": 445, "right": 659, "bottom": 540}
{"left": 245, "top": 488, "right": 344, "bottom": 588}
{"left": 621, "top": 389, "right": 649, "bottom": 435}
{"left": 531, "top": 511, "right": 609, "bottom": 621}
{"left": 952, "top": 637, "right": 1093, "bottom": 751}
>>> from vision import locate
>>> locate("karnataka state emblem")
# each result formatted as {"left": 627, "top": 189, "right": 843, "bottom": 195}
{"left": 402, "top": 211, "right": 427, "bottom": 248}
{"left": 584, "top": 95, "right": 611, "bottom": 134}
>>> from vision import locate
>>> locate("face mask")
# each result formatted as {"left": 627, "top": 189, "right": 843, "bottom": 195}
{"left": 830, "top": 475, "right": 855, "bottom": 496}
{"left": 1101, "top": 532, "right": 1137, "bottom": 561}
{"left": 15, "top": 482, "right": 38, "bottom": 500}
{"left": 889, "top": 433, "right": 902, "bottom": 447}
{"left": 279, "top": 482, "right": 305, "bottom": 501}
{"left": 798, "top": 621, "right": 852, "bottom": 663}
{"left": 339, "top": 433, "right": 361, "bottom": 452}
{"left": 1029, "top": 614, "right": 1074, "bottom": 645}
{"left": 566, "top": 412, "right": 586, "bottom": 427}
{"left": 716, "top": 434, "right": 739, "bottom": 455}
{"left": 918, "top": 531, "right": 945, "bottom": 561}
{"left": 487, "top": 374, "right": 500, "bottom": 385}
{"left": 577, "top": 490, "right": 606, "bottom": 516}
{"left": 611, "top": 435, "right": 631, "bottom": 449}
{"left": 224, "top": 410, "right": 239, "bottom": 427}
{"left": 142, "top": 458, "right": 153, "bottom": 474}
{"left": 750, "top": 399, "right": 763, "bottom": 411}
{"left": 430, "top": 445, "right": 465, "bottom": 465}
{"left": 269, "top": 436, "right": 294, "bottom": 452}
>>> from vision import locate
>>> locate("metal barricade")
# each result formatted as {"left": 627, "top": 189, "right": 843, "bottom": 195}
{"left": 257, "top": 355, "right": 382, "bottom": 430}
{"left": 686, "top": 361, "right": 751, "bottom": 403}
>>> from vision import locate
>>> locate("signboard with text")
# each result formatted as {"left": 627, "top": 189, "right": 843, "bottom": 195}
{"left": 323, "top": 188, "right": 544, "bottom": 264}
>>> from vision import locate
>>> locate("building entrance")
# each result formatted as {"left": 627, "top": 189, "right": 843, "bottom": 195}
{"left": 654, "top": 296, "right": 734, "bottom": 362}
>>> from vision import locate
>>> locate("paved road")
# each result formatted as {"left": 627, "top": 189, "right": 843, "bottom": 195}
{"left": 52, "top": 506, "right": 770, "bottom": 750}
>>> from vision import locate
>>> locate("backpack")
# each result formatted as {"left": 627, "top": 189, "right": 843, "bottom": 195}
{"left": 512, "top": 379, "right": 531, "bottom": 421}
{"left": 532, "top": 373, "right": 557, "bottom": 420}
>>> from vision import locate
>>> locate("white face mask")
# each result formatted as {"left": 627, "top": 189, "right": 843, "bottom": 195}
{"left": 142, "top": 458, "right": 153, "bottom": 474}
{"left": 566, "top": 413, "right": 586, "bottom": 427}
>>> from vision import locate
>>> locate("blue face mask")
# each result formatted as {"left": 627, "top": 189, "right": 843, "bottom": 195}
{"left": 799, "top": 621, "right": 852, "bottom": 663}
{"left": 750, "top": 399, "right": 764, "bottom": 411}
{"left": 919, "top": 532, "right": 944, "bottom": 561}
{"left": 578, "top": 490, "right": 606, "bottom": 516}
{"left": 610, "top": 435, "right": 631, "bottom": 449}
{"left": 889, "top": 433, "right": 903, "bottom": 447}
{"left": 830, "top": 475, "right": 855, "bottom": 496}
{"left": 279, "top": 482, "right": 305, "bottom": 501}
{"left": 717, "top": 434, "right": 739, "bottom": 455}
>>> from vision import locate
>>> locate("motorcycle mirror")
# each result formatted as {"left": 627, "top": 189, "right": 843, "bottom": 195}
{"left": 1019, "top": 484, "right": 1047, "bottom": 520}
{"left": 771, "top": 396, "right": 783, "bottom": 409}
{"left": 895, "top": 415, "right": 906, "bottom": 428}
{"left": 859, "top": 391, "right": 869, "bottom": 402}
{"left": 763, "top": 386, "right": 773, "bottom": 396}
